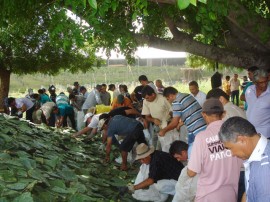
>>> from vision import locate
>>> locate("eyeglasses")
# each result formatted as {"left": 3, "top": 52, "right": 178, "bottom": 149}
{"left": 255, "top": 80, "right": 268, "bottom": 85}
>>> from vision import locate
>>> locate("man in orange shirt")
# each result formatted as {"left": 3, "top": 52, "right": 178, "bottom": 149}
{"left": 111, "top": 94, "right": 133, "bottom": 110}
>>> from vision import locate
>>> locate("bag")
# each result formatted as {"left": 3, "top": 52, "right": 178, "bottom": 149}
{"left": 143, "top": 129, "right": 151, "bottom": 144}
{"left": 76, "top": 111, "right": 85, "bottom": 131}
{"left": 132, "top": 164, "right": 168, "bottom": 202}
{"left": 172, "top": 166, "right": 197, "bottom": 202}
{"left": 95, "top": 104, "right": 111, "bottom": 114}
{"left": 159, "top": 129, "right": 180, "bottom": 153}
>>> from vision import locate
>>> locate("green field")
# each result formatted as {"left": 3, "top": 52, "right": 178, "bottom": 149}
{"left": 9, "top": 65, "right": 246, "bottom": 98}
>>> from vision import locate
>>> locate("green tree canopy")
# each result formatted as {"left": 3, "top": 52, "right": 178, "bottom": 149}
{"left": 1, "top": 0, "right": 270, "bottom": 110}
{"left": 65, "top": 0, "right": 270, "bottom": 69}
{"left": 0, "top": 1, "right": 99, "bottom": 110}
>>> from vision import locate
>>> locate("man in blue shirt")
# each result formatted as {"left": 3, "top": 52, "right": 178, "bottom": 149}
{"left": 219, "top": 117, "right": 270, "bottom": 202}
{"left": 52, "top": 104, "right": 75, "bottom": 130}
{"left": 159, "top": 87, "right": 206, "bottom": 156}
{"left": 100, "top": 115, "right": 147, "bottom": 171}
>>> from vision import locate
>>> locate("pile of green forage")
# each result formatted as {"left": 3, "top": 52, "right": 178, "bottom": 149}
{"left": 0, "top": 114, "right": 139, "bottom": 202}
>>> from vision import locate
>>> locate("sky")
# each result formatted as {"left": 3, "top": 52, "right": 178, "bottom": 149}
{"left": 67, "top": 10, "right": 187, "bottom": 60}
{"left": 96, "top": 47, "right": 187, "bottom": 59}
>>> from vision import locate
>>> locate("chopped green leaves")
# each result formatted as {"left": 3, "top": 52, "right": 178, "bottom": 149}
{"left": 0, "top": 114, "right": 138, "bottom": 201}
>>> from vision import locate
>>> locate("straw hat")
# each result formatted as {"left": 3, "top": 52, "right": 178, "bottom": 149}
{"left": 135, "top": 143, "right": 155, "bottom": 160}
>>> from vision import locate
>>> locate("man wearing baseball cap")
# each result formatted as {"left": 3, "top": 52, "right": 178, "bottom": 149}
{"left": 71, "top": 107, "right": 101, "bottom": 141}
{"left": 187, "top": 99, "right": 242, "bottom": 201}
{"left": 127, "top": 143, "right": 184, "bottom": 201}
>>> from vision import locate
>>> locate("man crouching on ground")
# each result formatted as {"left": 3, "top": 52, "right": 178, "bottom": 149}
{"left": 127, "top": 143, "right": 184, "bottom": 201}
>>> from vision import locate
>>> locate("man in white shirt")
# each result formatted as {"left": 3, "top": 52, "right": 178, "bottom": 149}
{"left": 206, "top": 88, "right": 246, "bottom": 121}
{"left": 188, "top": 81, "right": 206, "bottom": 107}
{"left": 82, "top": 85, "right": 103, "bottom": 114}
{"left": 7, "top": 97, "right": 35, "bottom": 122}
{"left": 141, "top": 85, "right": 172, "bottom": 151}
{"left": 230, "top": 74, "right": 241, "bottom": 106}
{"left": 245, "top": 69, "right": 270, "bottom": 138}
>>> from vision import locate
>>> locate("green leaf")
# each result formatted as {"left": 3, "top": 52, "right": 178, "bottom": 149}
{"left": 143, "top": 9, "right": 148, "bottom": 16}
{"left": 0, "top": 170, "right": 17, "bottom": 183}
{"left": 6, "top": 182, "right": 28, "bottom": 191}
{"left": 132, "top": 12, "right": 138, "bottom": 21}
{"left": 20, "top": 158, "right": 36, "bottom": 170}
{"left": 12, "top": 192, "right": 33, "bottom": 202}
{"left": 0, "top": 134, "right": 13, "bottom": 142}
{"left": 49, "top": 179, "right": 66, "bottom": 189}
{"left": 0, "top": 153, "right": 11, "bottom": 160}
{"left": 25, "top": 180, "right": 38, "bottom": 191}
{"left": 190, "top": 0, "right": 197, "bottom": 6}
{"left": 69, "top": 194, "right": 97, "bottom": 202}
{"left": 209, "top": 12, "right": 217, "bottom": 21}
{"left": 58, "top": 169, "right": 78, "bottom": 181}
{"left": 0, "top": 197, "right": 8, "bottom": 202}
{"left": 27, "top": 169, "right": 45, "bottom": 181}
{"left": 198, "top": 0, "right": 207, "bottom": 3}
{"left": 88, "top": 0, "right": 97, "bottom": 10}
{"left": 177, "top": 0, "right": 190, "bottom": 10}
{"left": 111, "top": 1, "right": 118, "bottom": 11}
{"left": 51, "top": 186, "right": 71, "bottom": 194}
{"left": 44, "top": 157, "right": 60, "bottom": 170}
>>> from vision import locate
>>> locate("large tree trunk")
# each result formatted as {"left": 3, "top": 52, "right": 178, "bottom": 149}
{"left": 0, "top": 68, "right": 11, "bottom": 113}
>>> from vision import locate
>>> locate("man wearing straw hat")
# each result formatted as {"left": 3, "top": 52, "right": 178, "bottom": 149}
{"left": 128, "top": 143, "right": 184, "bottom": 201}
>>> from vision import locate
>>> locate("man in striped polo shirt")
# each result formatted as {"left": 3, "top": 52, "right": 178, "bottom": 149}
{"left": 159, "top": 87, "right": 206, "bottom": 156}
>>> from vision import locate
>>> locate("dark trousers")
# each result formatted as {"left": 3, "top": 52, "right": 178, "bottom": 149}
{"left": 238, "top": 171, "right": 245, "bottom": 202}
{"left": 48, "top": 113, "right": 56, "bottom": 127}
{"left": 120, "top": 124, "right": 147, "bottom": 152}
{"left": 26, "top": 105, "right": 36, "bottom": 122}
{"left": 63, "top": 112, "right": 76, "bottom": 130}
{"left": 231, "top": 90, "right": 239, "bottom": 106}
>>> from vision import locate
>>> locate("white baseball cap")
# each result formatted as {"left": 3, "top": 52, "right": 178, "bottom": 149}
{"left": 83, "top": 113, "right": 93, "bottom": 122}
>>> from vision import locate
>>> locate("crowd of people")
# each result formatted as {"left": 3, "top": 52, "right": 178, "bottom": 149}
{"left": 4, "top": 67, "right": 270, "bottom": 202}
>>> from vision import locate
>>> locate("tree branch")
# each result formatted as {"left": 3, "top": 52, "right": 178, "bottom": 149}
{"left": 134, "top": 33, "right": 270, "bottom": 69}
{"left": 148, "top": 0, "right": 176, "bottom": 4}
{"left": 227, "top": 0, "right": 270, "bottom": 49}
{"left": 224, "top": 19, "right": 270, "bottom": 54}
